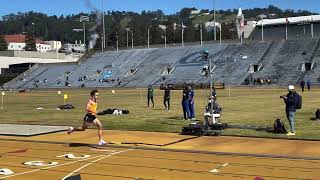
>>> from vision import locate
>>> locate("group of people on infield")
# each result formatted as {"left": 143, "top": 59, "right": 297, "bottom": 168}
{"left": 65, "top": 82, "right": 306, "bottom": 145}
{"left": 147, "top": 84, "right": 196, "bottom": 120}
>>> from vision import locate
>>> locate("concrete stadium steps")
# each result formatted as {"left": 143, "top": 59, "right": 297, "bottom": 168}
{"left": 3, "top": 64, "right": 41, "bottom": 89}
{"left": 210, "top": 41, "right": 271, "bottom": 85}
{"left": 251, "top": 40, "right": 285, "bottom": 80}
{"left": 6, "top": 39, "right": 320, "bottom": 89}
{"left": 159, "top": 44, "right": 225, "bottom": 85}
{"left": 13, "top": 65, "right": 49, "bottom": 89}
{"left": 278, "top": 40, "right": 317, "bottom": 85}
{"left": 300, "top": 56, "right": 320, "bottom": 85}
{"left": 162, "top": 64, "right": 204, "bottom": 85}
{"left": 296, "top": 38, "right": 320, "bottom": 84}
{"left": 123, "top": 47, "right": 193, "bottom": 87}
{"left": 251, "top": 39, "right": 318, "bottom": 85}
{"left": 64, "top": 51, "right": 122, "bottom": 87}
{"left": 85, "top": 49, "right": 156, "bottom": 88}
{"left": 25, "top": 64, "right": 77, "bottom": 88}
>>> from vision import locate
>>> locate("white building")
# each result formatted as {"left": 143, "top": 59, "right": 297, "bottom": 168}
{"left": 194, "top": 21, "right": 221, "bottom": 31}
{"left": 64, "top": 41, "right": 85, "bottom": 53}
{"left": 45, "top": 41, "right": 62, "bottom": 51}
{"left": 204, "top": 21, "right": 221, "bottom": 30}
{"left": 4, "top": 34, "right": 51, "bottom": 52}
{"left": 190, "top": 10, "right": 201, "bottom": 15}
{"left": 255, "top": 15, "right": 320, "bottom": 27}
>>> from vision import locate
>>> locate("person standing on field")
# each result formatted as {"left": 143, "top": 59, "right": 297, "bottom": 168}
{"left": 300, "top": 80, "right": 305, "bottom": 92}
{"left": 182, "top": 85, "right": 190, "bottom": 120}
{"left": 188, "top": 85, "right": 195, "bottom": 120}
{"left": 307, "top": 80, "right": 311, "bottom": 91}
{"left": 163, "top": 85, "right": 171, "bottom": 110}
{"left": 281, "top": 85, "right": 299, "bottom": 136}
{"left": 147, "top": 85, "right": 154, "bottom": 107}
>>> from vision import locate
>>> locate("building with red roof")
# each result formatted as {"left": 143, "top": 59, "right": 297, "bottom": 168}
{"left": 3, "top": 34, "right": 51, "bottom": 52}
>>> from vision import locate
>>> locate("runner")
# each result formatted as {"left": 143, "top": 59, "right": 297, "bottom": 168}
{"left": 67, "top": 90, "right": 106, "bottom": 145}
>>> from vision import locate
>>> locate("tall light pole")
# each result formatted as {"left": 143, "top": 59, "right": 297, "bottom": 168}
{"left": 164, "top": 26, "right": 167, "bottom": 48}
{"left": 80, "top": 16, "right": 89, "bottom": 52}
{"left": 311, "top": 15, "right": 314, "bottom": 38}
{"left": 102, "top": 0, "right": 106, "bottom": 50}
{"left": 116, "top": 32, "right": 119, "bottom": 51}
{"left": 258, "top": 14, "right": 266, "bottom": 41}
{"left": 200, "top": 24, "right": 203, "bottom": 46}
{"left": 147, "top": 28, "right": 150, "bottom": 48}
{"left": 213, "top": 0, "right": 216, "bottom": 41}
{"left": 182, "top": 22, "right": 186, "bottom": 47}
{"left": 126, "top": 28, "right": 130, "bottom": 49}
{"left": 219, "top": 24, "right": 222, "bottom": 44}
{"left": 262, "top": 18, "right": 264, "bottom": 41}
{"left": 131, "top": 30, "right": 134, "bottom": 50}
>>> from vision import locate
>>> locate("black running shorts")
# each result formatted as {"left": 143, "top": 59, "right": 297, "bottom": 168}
{"left": 84, "top": 114, "right": 96, "bottom": 123}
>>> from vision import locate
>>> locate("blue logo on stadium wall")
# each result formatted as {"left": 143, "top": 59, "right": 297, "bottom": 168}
{"left": 103, "top": 71, "right": 112, "bottom": 79}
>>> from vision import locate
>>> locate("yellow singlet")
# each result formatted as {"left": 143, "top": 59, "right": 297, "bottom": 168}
{"left": 87, "top": 98, "right": 97, "bottom": 115}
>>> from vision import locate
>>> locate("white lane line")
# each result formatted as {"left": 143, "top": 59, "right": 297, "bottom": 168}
{"left": 89, "top": 148, "right": 116, "bottom": 152}
{"left": 210, "top": 163, "right": 229, "bottom": 173}
{"left": 61, "top": 149, "right": 132, "bottom": 180}
{"left": 1, "top": 154, "right": 105, "bottom": 179}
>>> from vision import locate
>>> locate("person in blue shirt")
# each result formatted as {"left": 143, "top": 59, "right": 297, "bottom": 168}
{"left": 188, "top": 85, "right": 195, "bottom": 120}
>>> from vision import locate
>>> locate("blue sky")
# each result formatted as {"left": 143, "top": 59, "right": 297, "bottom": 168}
{"left": 0, "top": 0, "right": 319, "bottom": 17}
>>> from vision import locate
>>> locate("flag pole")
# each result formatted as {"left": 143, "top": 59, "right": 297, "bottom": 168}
{"left": 311, "top": 15, "right": 314, "bottom": 38}
{"left": 182, "top": 23, "right": 184, "bottom": 47}
{"left": 261, "top": 18, "right": 264, "bottom": 41}
{"left": 286, "top": 24, "right": 288, "bottom": 40}
{"left": 285, "top": 16, "right": 288, "bottom": 40}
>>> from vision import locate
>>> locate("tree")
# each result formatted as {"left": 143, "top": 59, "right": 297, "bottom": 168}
{"left": 24, "top": 33, "right": 37, "bottom": 51}
{"left": 0, "top": 35, "right": 8, "bottom": 51}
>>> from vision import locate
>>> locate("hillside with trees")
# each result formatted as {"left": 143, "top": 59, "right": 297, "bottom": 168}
{"left": 0, "top": 5, "right": 316, "bottom": 50}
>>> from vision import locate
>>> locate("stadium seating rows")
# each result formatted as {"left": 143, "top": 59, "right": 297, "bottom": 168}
{"left": 4, "top": 38, "right": 320, "bottom": 89}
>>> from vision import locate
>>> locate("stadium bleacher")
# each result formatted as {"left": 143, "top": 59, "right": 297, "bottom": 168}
{"left": 4, "top": 38, "right": 320, "bottom": 89}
